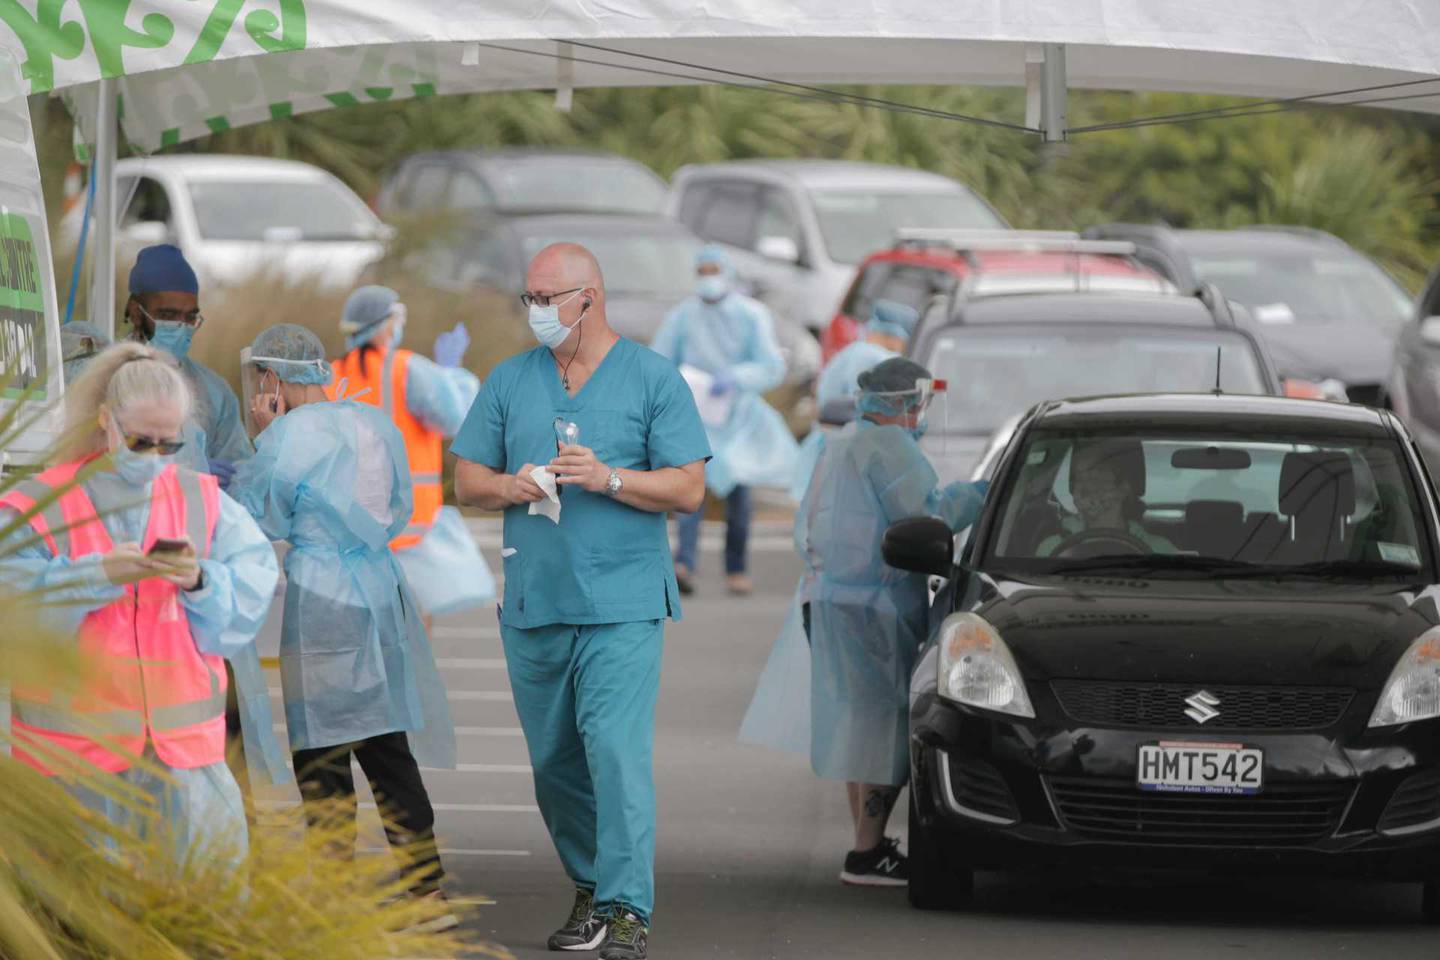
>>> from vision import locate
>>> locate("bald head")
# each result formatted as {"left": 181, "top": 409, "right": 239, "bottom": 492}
{"left": 528, "top": 242, "right": 604, "bottom": 293}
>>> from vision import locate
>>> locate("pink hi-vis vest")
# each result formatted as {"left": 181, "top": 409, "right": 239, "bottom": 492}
{"left": 0, "top": 457, "right": 226, "bottom": 774}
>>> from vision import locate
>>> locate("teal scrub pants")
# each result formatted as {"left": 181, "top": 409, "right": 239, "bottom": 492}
{"left": 502, "top": 619, "right": 663, "bottom": 923}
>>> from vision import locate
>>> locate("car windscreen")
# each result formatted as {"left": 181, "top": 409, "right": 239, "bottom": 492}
{"left": 520, "top": 230, "right": 700, "bottom": 298}
{"left": 984, "top": 426, "right": 1431, "bottom": 578}
{"left": 189, "top": 179, "right": 376, "bottom": 242}
{"left": 810, "top": 189, "right": 1004, "bottom": 265}
{"left": 488, "top": 161, "right": 667, "bottom": 215}
{"left": 924, "top": 326, "right": 1269, "bottom": 436}
{"left": 1189, "top": 251, "right": 1412, "bottom": 330}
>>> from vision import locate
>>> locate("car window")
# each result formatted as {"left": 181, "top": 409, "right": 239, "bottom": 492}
{"left": 755, "top": 188, "right": 803, "bottom": 252}
{"left": 987, "top": 427, "right": 1428, "bottom": 575}
{"left": 453, "top": 228, "right": 513, "bottom": 288}
{"left": 448, "top": 172, "right": 496, "bottom": 211}
{"left": 1190, "top": 252, "right": 1412, "bottom": 330}
{"left": 399, "top": 163, "right": 451, "bottom": 210}
{"left": 924, "top": 327, "right": 1269, "bottom": 435}
{"left": 847, "top": 263, "right": 957, "bottom": 320}
{"left": 809, "top": 188, "right": 1004, "bottom": 265}
{"left": 482, "top": 160, "right": 666, "bottom": 214}
{"left": 122, "top": 176, "right": 171, "bottom": 227}
{"left": 519, "top": 230, "right": 700, "bottom": 298}
{"left": 188, "top": 179, "right": 375, "bottom": 241}
{"left": 686, "top": 180, "right": 761, "bottom": 249}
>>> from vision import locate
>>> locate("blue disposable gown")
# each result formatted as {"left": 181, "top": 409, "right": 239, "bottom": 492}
{"left": 796, "top": 420, "right": 987, "bottom": 785}
{"left": 388, "top": 355, "right": 495, "bottom": 616}
{"left": 0, "top": 466, "right": 287, "bottom": 862}
{"left": 791, "top": 339, "right": 898, "bottom": 503}
{"left": 651, "top": 292, "right": 797, "bottom": 496}
{"left": 228, "top": 400, "right": 456, "bottom": 769}
{"left": 174, "top": 356, "right": 253, "bottom": 476}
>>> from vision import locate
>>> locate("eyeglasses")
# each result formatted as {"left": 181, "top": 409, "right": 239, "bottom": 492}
{"left": 520, "top": 287, "right": 583, "bottom": 309}
{"left": 137, "top": 303, "right": 205, "bottom": 328}
{"left": 117, "top": 428, "right": 185, "bottom": 456}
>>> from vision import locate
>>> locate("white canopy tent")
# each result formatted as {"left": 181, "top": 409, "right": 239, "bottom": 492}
{"left": 2, "top": 0, "right": 1438, "bottom": 333}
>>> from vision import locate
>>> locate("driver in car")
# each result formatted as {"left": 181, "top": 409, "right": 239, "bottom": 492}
{"left": 1037, "top": 440, "right": 1177, "bottom": 557}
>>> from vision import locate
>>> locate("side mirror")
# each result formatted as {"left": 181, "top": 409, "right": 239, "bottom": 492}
{"left": 882, "top": 516, "right": 954, "bottom": 577}
{"left": 1421, "top": 315, "right": 1440, "bottom": 346}
{"left": 757, "top": 235, "right": 800, "bottom": 264}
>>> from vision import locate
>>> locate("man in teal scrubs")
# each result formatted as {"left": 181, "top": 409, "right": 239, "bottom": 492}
{"left": 453, "top": 243, "right": 709, "bottom": 960}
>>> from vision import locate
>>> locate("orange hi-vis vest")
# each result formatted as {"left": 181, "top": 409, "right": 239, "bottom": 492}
{"left": 0, "top": 458, "right": 226, "bottom": 775}
{"left": 327, "top": 347, "right": 442, "bottom": 550}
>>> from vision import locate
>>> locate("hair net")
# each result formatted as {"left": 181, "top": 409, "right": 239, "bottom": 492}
{"left": 339, "top": 285, "right": 400, "bottom": 349}
{"left": 129, "top": 244, "right": 199, "bottom": 296}
{"left": 867, "top": 299, "right": 919, "bottom": 339}
{"left": 857, "top": 357, "right": 932, "bottom": 417}
{"left": 695, "top": 244, "right": 735, "bottom": 275}
{"left": 249, "top": 323, "right": 333, "bottom": 385}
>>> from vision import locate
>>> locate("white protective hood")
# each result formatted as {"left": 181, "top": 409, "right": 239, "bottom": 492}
{"left": 3, "top": 1, "right": 1439, "bottom": 150}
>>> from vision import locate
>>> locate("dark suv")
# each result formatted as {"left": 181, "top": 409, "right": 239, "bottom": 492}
{"left": 1083, "top": 224, "right": 1413, "bottom": 404}
{"left": 885, "top": 393, "right": 1440, "bottom": 918}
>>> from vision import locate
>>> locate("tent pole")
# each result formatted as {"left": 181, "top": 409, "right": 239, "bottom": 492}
{"left": 90, "top": 78, "right": 117, "bottom": 340}
{"left": 1039, "top": 43, "right": 1068, "bottom": 143}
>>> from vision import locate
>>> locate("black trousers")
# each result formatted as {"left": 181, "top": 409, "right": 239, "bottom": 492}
{"left": 292, "top": 731, "right": 444, "bottom": 893}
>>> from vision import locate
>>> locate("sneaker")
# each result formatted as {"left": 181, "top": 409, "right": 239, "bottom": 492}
{"left": 726, "top": 573, "right": 753, "bottom": 596}
{"left": 674, "top": 563, "right": 696, "bottom": 596}
{"left": 548, "top": 887, "right": 608, "bottom": 952}
{"left": 401, "top": 890, "right": 460, "bottom": 934}
{"left": 840, "top": 837, "right": 908, "bottom": 887}
{"left": 598, "top": 910, "right": 648, "bottom": 960}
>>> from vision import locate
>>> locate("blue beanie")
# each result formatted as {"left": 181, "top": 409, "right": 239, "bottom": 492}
{"left": 129, "top": 244, "right": 198, "bottom": 296}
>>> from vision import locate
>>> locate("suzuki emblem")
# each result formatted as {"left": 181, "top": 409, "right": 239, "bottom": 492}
{"left": 1184, "top": 690, "right": 1222, "bottom": 725}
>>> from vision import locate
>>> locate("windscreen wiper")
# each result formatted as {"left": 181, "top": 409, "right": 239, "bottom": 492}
{"left": 1264, "top": 559, "right": 1424, "bottom": 580}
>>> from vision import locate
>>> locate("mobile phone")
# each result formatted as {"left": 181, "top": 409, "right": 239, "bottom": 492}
{"left": 148, "top": 537, "right": 191, "bottom": 556}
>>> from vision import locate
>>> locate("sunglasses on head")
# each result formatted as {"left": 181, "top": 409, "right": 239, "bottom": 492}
{"left": 118, "top": 431, "right": 185, "bottom": 456}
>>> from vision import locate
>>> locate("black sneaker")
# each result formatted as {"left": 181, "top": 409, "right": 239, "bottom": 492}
{"left": 598, "top": 910, "right": 648, "bottom": 960}
{"left": 548, "top": 887, "right": 607, "bottom": 952}
{"left": 674, "top": 563, "right": 696, "bottom": 596}
{"left": 840, "top": 837, "right": 908, "bottom": 887}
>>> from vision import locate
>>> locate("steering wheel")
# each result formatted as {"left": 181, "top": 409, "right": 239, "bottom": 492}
{"left": 1050, "top": 527, "right": 1152, "bottom": 559}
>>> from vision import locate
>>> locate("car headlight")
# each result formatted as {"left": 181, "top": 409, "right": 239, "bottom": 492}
{"left": 937, "top": 613, "right": 1035, "bottom": 718}
{"left": 1369, "top": 628, "right": 1440, "bottom": 727}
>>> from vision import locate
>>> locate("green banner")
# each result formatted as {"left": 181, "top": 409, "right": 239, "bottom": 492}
{"left": 0, "top": 211, "right": 48, "bottom": 400}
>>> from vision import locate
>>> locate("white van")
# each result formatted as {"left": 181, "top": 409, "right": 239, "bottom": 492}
{"left": 0, "top": 47, "right": 65, "bottom": 468}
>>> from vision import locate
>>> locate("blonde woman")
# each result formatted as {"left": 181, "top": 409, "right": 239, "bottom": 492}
{"left": 0, "top": 343, "right": 284, "bottom": 864}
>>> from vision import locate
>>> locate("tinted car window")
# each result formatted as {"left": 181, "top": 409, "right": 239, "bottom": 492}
{"left": 399, "top": 163, "right": 451, "bottom": 210}
{"left": 122, "top": 176, "right": 171, "bottom": 227}
{"left": 924, "top": 326, "right": 1268, "bottom": 435}
{"left": 449, "top": 172, "right": 496, "bottom": 211}
{"left": 484, "top": 159, "right": 666, "bottom": 214}
{"left": 1190, "top": 252, "right": 1412, "bottom": 330}
{"left": 688, "top": 181, "right": 761, "bottom": 249}
{"left": 755, "top": 188, "right": 804, "bottom": 250}
{"left": 848, "top": 263, "right": 957, "bottom": 320}
{"left": 988, "top": 427, "right": 1428, "bottom": 574}
{"left": 188, "top": 180, "right": 375, "bottom": 241}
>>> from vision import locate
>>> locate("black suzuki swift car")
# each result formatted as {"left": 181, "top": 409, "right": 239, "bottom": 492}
{"left": 883, "top": 393, "right": 1440, "bottom": 917}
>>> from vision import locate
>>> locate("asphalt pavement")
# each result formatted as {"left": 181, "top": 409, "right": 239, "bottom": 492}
{"left": 253, "top": 519, "right": 1440, "bottom": 959}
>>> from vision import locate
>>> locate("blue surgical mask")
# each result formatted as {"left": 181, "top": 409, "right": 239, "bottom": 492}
{"left": 150, "top": 320, "right": 195, "bottom": 359}
{"left": 697, "top": 276, "right": 729, "bottom": 303}
{"left": 528, "top": 291, "right": 585, "bottom": 350}
{"left": 909, "top": 421, "right": 930, "bottom": 441}
{"left": 113, "top": 443, "right": 176, "bottom": 486}
{"left": 390, "top": 317, "right": 405, "bottom": 349}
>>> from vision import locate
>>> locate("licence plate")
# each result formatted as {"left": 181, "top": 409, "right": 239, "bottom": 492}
{"left": 1137, "top": 741, "right": 1263, "bottom": 796}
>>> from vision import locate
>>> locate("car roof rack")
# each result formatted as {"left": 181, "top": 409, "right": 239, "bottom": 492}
{"left": 894, "top": 228, "right": 1137, "bottom": 257}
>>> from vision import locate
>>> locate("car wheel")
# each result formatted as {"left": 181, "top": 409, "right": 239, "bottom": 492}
{"left": 1421, "top": 880, "right": 1440, "bottom": 925}
{"left": 907, "top": 786, "right": 974, "bottom": 910}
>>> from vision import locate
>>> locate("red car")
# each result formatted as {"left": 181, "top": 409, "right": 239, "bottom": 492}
{"left": 821, "top": 235, "right": 1174, "bottom": 362}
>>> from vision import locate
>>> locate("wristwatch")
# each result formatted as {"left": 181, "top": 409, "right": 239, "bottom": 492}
{"left": 604, "top": 469, "right": 623, "bottom": 498}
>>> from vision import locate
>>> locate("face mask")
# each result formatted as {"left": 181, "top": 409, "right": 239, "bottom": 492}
{"left": 909, "top": 420, "right": 930, "bottom": 441}
{"left": 697, "top": 276, "right": 729, "bottom": 303}
{"left": 390, "top": 318, "right": 405, "bottom": 350}
{"left": 527, "top": 290, "right": 585, "bottom": 350}
{"left": 150, "top": 321, "right": 195, "bottom": 359}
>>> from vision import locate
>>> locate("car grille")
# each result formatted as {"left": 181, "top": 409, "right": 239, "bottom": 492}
{"left": 945, "top": 754, "right": 1020, "bottom": 823}
{"left": 1050, "top": 680, "right": 1353, "bottom": 731}
{"left": 1048, "top": 776, "right": 1353, "bottom": 846}
{"left": 1379, "top": 768, "right": 1440, "bottom": 834}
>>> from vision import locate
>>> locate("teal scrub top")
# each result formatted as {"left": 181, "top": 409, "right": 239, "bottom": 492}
{"left": 452, "top": 338, "right": 711, "bottom": 629}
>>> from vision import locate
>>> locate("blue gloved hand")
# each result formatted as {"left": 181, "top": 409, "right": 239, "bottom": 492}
{"left": 709, "top": 373, "right": 735, "bottom": 397}
{"left": 433, "top": 322, "right": 470, "bottom": 368}
{"left": 208, "top": 458, "right": 236, "bottom": 489}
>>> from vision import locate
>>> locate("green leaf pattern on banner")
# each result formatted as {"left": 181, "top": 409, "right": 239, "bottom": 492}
{"left": 0, "top": 0, "right": 310, "bottom": 93}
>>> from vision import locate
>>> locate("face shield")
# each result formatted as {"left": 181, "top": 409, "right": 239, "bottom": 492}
{"left": 858, "top": 378, "right": 948, "bottom": 442}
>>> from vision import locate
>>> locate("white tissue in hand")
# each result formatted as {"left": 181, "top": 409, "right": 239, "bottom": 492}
{"left": 528, "top": 466, "right": 561, "bottom": 524}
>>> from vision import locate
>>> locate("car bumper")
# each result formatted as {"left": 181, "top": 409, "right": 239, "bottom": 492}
{"left": 910, "top": 693, "right": 1440, "bottom": 880}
